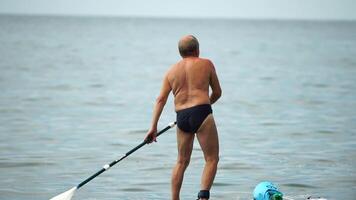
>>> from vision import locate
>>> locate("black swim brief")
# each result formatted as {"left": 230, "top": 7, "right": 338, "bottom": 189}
{"left": 176, "top": 104, "right": 212, "bottom": 133}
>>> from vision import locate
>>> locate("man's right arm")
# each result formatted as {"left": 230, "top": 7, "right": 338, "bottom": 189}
{"left": 209, "top": 62, "right": 222, "bottom": 104}
{"left": 144, "top": 71, "right": 172, "bottom": 143}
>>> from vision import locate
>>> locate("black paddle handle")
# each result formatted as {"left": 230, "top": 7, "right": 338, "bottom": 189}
{"left": 77, "top": 122, "right": 176, "bottom": 189}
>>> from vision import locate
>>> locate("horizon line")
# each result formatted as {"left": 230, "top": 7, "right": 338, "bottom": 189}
{"left": 1, "top": 13, "right": 356, "bottom": 22}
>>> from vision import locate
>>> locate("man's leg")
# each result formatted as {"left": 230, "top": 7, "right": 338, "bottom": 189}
{"left": 196, "top": 114, "right": 219, "bottom": 200}
{"left": 171, "top": 128, "right": 195, "bottom": 200}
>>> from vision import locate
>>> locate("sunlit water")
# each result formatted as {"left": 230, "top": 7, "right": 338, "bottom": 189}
{"left": 0, "top": 15, "right": 355, "bottom": 200}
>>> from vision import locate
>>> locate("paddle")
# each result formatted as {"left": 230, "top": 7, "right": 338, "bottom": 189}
{"left": 50, "top": 121, "right": 176, "bottom": 200}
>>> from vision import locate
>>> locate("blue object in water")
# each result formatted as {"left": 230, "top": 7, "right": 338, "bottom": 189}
{"left": 253, "top": 181, "right": 283, "bottom": 200}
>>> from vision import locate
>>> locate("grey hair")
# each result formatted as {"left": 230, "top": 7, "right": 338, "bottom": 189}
{"left": 178, "top": 35, "right": 199, "bottom": 57}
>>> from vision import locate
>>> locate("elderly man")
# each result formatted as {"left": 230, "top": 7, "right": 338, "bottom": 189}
{"left": 145, "top": 35, "right": 222, "bottom": 200}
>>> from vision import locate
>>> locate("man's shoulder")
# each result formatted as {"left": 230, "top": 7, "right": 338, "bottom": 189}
{"left": 197, "top": 58, "right": 214, "bottom": 68}
{"left": 166, "top": 63, "right": 179, "bottom": 78}
{"left": 197, "top": 58, "right": 214, "bottom": 71}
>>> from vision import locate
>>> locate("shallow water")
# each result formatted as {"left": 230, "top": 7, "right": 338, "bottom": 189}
{"left": 0, "top": 15, "right": 355, "bottom": 200}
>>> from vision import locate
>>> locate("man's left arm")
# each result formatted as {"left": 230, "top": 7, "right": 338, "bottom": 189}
{"left": 144, "top": 73, "right": 172, "bottom": 143}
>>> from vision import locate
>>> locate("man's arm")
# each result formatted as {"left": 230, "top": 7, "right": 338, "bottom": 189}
{"left": 145, "top": 73, "right": 172, "bottom": 142}
{"left": 209, "top": 62, "right": 222, "bottom": 104}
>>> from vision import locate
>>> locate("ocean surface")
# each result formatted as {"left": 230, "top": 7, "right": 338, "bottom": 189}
{"left": 0, "top": 15, "right": 355, "bottom": 200}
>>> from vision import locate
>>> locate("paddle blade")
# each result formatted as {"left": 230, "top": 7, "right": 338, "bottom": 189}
{"left": 50, "top": 187, "right": 77, "bottom": 200}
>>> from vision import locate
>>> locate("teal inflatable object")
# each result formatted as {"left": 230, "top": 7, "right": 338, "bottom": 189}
{"left": 253, "top": 181, "right": 283, "bottom": 200}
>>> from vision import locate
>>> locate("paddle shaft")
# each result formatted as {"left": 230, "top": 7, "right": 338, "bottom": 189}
{"left": 77, "top": 122, "right": 176, "bottom": 189}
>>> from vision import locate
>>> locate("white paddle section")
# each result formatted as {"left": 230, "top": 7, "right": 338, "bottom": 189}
{"left": 50, "top": 187, "right": 76, "bottom": 200}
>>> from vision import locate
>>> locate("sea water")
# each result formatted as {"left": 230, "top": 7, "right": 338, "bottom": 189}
{"left": 0, "top": 15, "right": 355, "bottom": 200}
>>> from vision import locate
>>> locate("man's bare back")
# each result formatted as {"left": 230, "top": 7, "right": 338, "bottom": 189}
{"left": 145, "top": 35, "right": 221, "bottom": 200}
{"left": 167, "top": 57, "right": 220, "bottom": 111}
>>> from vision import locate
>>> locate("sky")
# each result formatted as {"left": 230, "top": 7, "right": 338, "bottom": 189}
{"left": 0, "top": 0, "right": 355, "bottom": 20}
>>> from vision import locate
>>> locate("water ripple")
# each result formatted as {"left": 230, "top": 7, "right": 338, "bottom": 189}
{"left": 0, "top": 161, "right": 55, "bottom": 168}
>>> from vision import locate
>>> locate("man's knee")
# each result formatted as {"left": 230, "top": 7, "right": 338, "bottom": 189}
{"left": 177, "top": 156, "right": 190, "bottom": 168}
{"left": 205, "top": 155, "right": 219, "bottom": 165}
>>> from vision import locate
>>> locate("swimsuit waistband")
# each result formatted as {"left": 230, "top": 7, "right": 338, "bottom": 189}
{"left": 176, "top": 104, "right": 212, "bottom": 113}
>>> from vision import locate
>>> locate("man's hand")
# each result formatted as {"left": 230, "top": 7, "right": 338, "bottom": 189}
{"left": 144, "top": 127, "right": 157, "bottom": 143}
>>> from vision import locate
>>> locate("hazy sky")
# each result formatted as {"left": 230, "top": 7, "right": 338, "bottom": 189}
{"left": 0, "top": 0, "right": 355, "bottom": 20}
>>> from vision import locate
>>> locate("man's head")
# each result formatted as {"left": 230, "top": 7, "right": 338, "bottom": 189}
{"left": 178, "top": 35, "right": 199, "bottom": 58}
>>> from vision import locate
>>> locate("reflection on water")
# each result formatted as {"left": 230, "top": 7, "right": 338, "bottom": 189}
{"left": 0, "top": 16, "right": 356, "bottom": 200}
